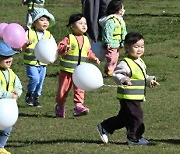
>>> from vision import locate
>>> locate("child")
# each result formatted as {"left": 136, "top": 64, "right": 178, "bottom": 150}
{"left": 55, "top": 13, "right": 100, "bottom": 118}
{"left": 22, "top": 0, "right": 45, "bottom": 29}
{"left": 99, "top": 0, "right": 127, "bottom": 77}
{"left": 97, "top": 32, "right": 160, "bottom": 145}
{"left": 23, "top": 8, "right": 55, "bottom": 107}
{"left": 0, "top": 41, "right": 22, "bottom": 154}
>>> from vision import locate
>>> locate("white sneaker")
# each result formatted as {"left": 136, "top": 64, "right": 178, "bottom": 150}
{"left": 97, "top": 123, "right": 109, "bottom": 143}
{"left": 128, "top": 137, "right": 149, "bottom": 145}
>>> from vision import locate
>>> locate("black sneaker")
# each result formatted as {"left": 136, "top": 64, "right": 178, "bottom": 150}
{"left": 97, "top": 123, "right": 109, "bottom": 143}
{"left": 25, "top": 92, "right": 34, "bottom": 106}
{"left": 33, "top": 98, "right": 42, "bottom": 108}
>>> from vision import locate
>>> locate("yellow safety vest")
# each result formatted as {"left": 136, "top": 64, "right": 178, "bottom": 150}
{"left": 59, "top": 34, "right": 90, "bottom": 73}
{"left": 0, "top": 69, "right": 16, "bottom": 92}
{"left": 24, "top": 28, "right": 51, "bottom": 66}
{"left": 107, "top": 16, "right": 125, "bottom": 41}
{"left": 117, "top": 57, "right": 146, "bottom": 100}
{"left": 27, "top": 1, "right": 44, "bottom": 11}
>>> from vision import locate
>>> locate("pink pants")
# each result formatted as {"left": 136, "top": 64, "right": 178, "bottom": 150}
{"left": 56, "top": 71, "right": 85, "bottom": 107}
{"left": 104, "top": 48, "right": 119, "bottom": 73}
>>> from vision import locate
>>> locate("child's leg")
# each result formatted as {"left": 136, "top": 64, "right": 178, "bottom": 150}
{"left": 123, "top": 100, "right": 144, "bottom": 141}
{"left": 73, "top": 84, "right": 89, "bottom": 116}
{"left": 26, "top": 65, "right": 40, "bottom": 94}
{"left": 55, "top": 71, "right": 73, "bottom": 117}
{"left": 56, "top": 71, "right": 73, "bottom": 107}
{"left": 0, "top": 127, "right": 12, "bottom": 148}
{"left": 33, "top": 66, "right": 46, "bottom": 99}
{"left": 99, "top": 102, "right": 125, "bottom": 134}
{"left": 105, "top": 48, "right": 119, "bottom": 76}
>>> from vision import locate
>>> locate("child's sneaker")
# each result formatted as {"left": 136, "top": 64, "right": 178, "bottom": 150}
{"left": 107, "top": 70, "right": 113, "bottom": 77}
{"left": 97, "top": 123, "right": 109, "bottom": 143}
{"left": 127, "top": 137, "right": 149, "bottom": 145}
{"left": 55, "top": 104, "right": 65, "bottom": 118}
{"left": 73, "top": 104, "right": 89, "bottom": 116}
{"left": 25, "top": 92, "right": 34, "bottom": 106}
{"left": 33, "top": 98, "right": 42, "bottom": 107}
{"left": 0, "top": 148, "right": 11, "bottom": 154}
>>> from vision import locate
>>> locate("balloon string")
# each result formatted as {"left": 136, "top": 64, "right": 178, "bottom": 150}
{"left": 103, "top": 84, "right": 118, "bottom": 88}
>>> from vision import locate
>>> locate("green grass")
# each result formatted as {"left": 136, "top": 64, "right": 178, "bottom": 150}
{"left": 0, "top": 0, "right": 180, "bottom": 153}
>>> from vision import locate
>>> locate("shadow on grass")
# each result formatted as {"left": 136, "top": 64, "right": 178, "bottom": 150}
{"left": 149, "top": 139, "right": 180, "bottom": 145}
{"left": 7, "top": 139, "right": 125, "bottom": 148}
{"left": 19, "top": 113, "right": 55, "bottom": 118}
{"left": 7, "top": 138, "right": 180, "bottom": 148}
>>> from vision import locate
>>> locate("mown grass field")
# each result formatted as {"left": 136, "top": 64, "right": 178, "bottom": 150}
{"left": 0, "top": 0, "right": 180, "bottom": 153}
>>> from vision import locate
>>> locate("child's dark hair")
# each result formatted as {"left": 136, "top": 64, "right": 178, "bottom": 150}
{"left": 124, "top": 32, "right": 144, "bottom": 47}
{"left": 106, "top": 0, "right": 123, "bottom": 15}
{"left": 66, "top": 13, "right": 85, "bottom": 27}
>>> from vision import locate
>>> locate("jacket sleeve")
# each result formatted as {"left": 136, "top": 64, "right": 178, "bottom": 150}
{"left": 57, "top": 37, "right": 70, "bottom": 56}
{"left": 112, "top": 61, "right": 131, "bottom": 85}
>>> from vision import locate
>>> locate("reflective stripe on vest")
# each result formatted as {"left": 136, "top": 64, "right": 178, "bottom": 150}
{"left": 24, "top": 28, "right": 51, "bottom": 66}
{"left": 28, "top": 1, "right": 44, "bottom": 11}
{"left": 59, "top": 34, "right": 89, "bottom": 73}
{"left": 0, "top": 69, "right": 16, "bottom": 92}
{"left": 117, "top": 57, "right": 146, "bottom": 100}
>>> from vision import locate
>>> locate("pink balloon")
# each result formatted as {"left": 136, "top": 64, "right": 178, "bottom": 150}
{"left": 0, "top": 23, "right": 8, "bottom": 38}
{"left": 3, "top": 23, "right": 26, "bottom": 48}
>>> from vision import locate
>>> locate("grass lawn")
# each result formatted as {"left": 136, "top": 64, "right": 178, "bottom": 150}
{"left": 0, "top": 0, "right": 180, "bottom": 153}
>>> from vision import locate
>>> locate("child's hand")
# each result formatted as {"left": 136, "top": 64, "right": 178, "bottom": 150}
{"left": 21, "top": 40, "right": 32, "bottom": 50}
{"left": 12, "top": 90, "right": 18, "bottom": 100}
{"left": 94, "top": 57, "right": 100, "bottom": 64}
{"left": 63, "top": 45, "right": 71, "bottom": 52}
{"left": 150, "top": 80, "right": 160, "bottom": 87}
{"left": 124, "top": 78, "right": 132, "bottom": 86}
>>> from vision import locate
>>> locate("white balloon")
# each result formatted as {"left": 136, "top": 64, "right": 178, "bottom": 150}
{"left": 34, "top": 39, "right": 58, "bottom": 64}
{"left": 72, "top": 63, "right": 104, "bottom": 91}
{"left": 0, "top": 99, "right": 18, "bottom": 130}
{"left": 91, "top": 42, "right": 105, "bottom": 61}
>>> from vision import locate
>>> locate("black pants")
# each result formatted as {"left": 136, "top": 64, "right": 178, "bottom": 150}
{"left": 101, "top": 99, "right": 145, "bottom": 140}
{"left": 81, "top": 0, "right": 111, "bottom": 42}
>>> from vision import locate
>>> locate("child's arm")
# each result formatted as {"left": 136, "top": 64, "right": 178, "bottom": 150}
{"left": 87, "top": 48, "right": 100, "bottom": 64}
{"left": 12, "top": 75, "right": 23, "bottom": 99}
{"left": 57, "top": 37, "right": 71, "bottom": 56}
{"left": 146, "top": 75, "right": 160, "bottom": 87}
{"left": 112, "top": 61, "right": 131, "bottom": 85}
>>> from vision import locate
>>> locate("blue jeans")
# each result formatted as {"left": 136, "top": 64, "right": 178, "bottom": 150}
{"left": 0, "top": 127, "right": 12, "bottom": 148}
{"left": 26, "top": 65, "right": 46, "bottom": 98}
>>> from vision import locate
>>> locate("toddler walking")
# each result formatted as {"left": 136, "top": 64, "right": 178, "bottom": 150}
{"left": 55, "top": 13, "right": 100, "bottom": 118}
{"left": 97, "top": 32, "right": 160, "bottom": 145}
{"left": 23, "top": 8, "right": 55, "bottom": 107}
{"left": 99, "top": 0, "right": 127, "bottom": 77}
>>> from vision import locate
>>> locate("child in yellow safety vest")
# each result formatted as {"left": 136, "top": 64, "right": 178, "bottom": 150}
{"left": 55, "top": 13, "right": 100, "bottom": 118}
{"left": 0, "top": 41, "right": 22, "bottom": 154}
{"left": 97, "top": 32, "right": 160, "bottom": 145}
{"left": 23, "top": 8, "right": 55, "bottom": 107}
{"left": 99, "top": 0, "right": 127, "bottom": 77}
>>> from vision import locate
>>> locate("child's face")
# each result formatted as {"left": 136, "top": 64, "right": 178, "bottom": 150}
{"left": 34, "top": 16, "right": 50, "bottom": 31}
{"left": 0, "top": 56, "right": 13, "bottom": 69}
{"left": 127, "top": 39, "right": 145, "bottom": 59}
{"left": 117, "top": 4, "right": 125, "bottom": 17}
{"left": 71, "top": 17, "right": 87, "bottom": 35}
